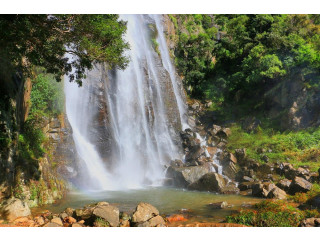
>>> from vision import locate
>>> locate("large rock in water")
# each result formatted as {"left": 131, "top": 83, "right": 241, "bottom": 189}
{"left": 0, "top": 198, "right": 31, "bottom": 221}
{"left": 166, "top": 166, "right": 210, "bottom": 188}
{"left": 188, "top": 173, "right": 227, "bottom": 193}
{"left": 132, "top": 202, "right": 159, "bottom": 223}
{"left": 252, "top": 182, "right": 276, "bottom": 198}
{"left": 92, "top": 202, "right": 120, "bottom": 227}
{"left": 131, "top": 202, "right": 165, "bottom": 227}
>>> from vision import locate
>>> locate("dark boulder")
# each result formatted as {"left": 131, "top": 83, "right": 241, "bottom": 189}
{"left": 267, "top": 186, "right": 287, "bottom": 200}
{"left": 252, "top": 182, "right": 276, "bottom": 198}
{"left": 284, "top": 167, "right": 310, "bottom": 180}
{"left": 289, "top": 177, "right": 312, "bottom": 194}
{"left": 239, "top": 182, "right": 256, "bottom": 191}
{"left": 307, "top": 195, "right": 320, "bottom": 208}
{"left": 188, "top": 173, "right": 227, "bottom": 193}
{"left": 222, "top": 152, "right": 237, "bottom": 164}
{"left": 252, "top": 183, "right": 267, "bottom": 198}
{"left": 276, "top": 179, "right": 292, "bottom": 192}
{"left": 208, "top": 124, "right": 222, "bottom": 136}
{"left": 185, "top": 145, "right": 205, "bottom": 163}
{"left": 234, "top": 148, "right": 247, "bottom": 165}
{"left": 216, "top": 128, "right": 231, "bottom": 139}
{"left": 166, "top": 165, "right": 210, "bottom": 188}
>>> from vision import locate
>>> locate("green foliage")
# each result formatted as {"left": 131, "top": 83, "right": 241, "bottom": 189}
{"left": 213, "top": 14, "right": 320, "bottom": 102}
{"left": 13, "top": 184, "right": 26, "bottom": 200}
{"left": 226, "top": 200, "right": 305, "bottom": 227}
{"left": 171, "top": 14, "right": 320, "bottom": 104}
{"left": 0, "top": 14, "right": 129, "bottom": 85}
{"left": 172, "top": 15, "right": 215, "bottom": 98}
{"left": 151, "top": 38, "right": 160, "bottom": 56}
{"left": 29, "top": 72, "right": 64, "bottom": 119}
{"left": 16, "top": 71, "right": 64, "bottom": 184}
{"left": 227, "top": 124, "right": 320, "bottom": 171}
{"left": 168, "top": 15, "right": 178, "bottom": 29}
{"left": 29, "top": 182, "right": 39, "bottom": 201}
{"left": 94, "top": 217, "right": 110, "bottom": 227}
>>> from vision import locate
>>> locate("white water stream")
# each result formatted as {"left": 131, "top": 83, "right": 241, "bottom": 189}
{"left": 65, "top": 15, "right": 188, "bottom": 191}
{"left": 64, "top": 71, "right": 116, "bottom": 190}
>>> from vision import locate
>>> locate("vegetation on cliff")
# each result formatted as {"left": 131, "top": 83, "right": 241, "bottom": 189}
{"left": 169, "top": 14, "right": 320, "bottom": 186}
{"left": 170, "top": 14, "right": 320, "bottom": 102}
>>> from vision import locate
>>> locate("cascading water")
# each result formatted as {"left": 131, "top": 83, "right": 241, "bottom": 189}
{"left": 64, "top": 67, "right": 115, "bottom": 191}
{"left": 65, "top": 14, "right": 188, "bottom": 190}
{"left": 151, "top": 15, "right": 189, "bottom": 130}
{"left": 105, "top": 14, "right": 184, "bottom": 188}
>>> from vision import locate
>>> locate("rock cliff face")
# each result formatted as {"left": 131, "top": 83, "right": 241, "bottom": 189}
{"left": 0, "top": 69, "right": 29, "bottom": 201}
{"left": 265, "top": 73, "right": 320, "bottom": 130}
{"left": 164, "top": 15, "right": 320, "bottom": 131}
{"left": 0, "top": 70, "right": 73, "bottom": 206}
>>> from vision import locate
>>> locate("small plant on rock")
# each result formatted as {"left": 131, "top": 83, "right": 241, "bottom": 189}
{"left": 94, "top": 217, "right": 110, "bottom": 227}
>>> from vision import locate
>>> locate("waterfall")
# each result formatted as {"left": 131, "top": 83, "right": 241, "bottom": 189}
{"left": 64, "top": 68, "right": 116, "bottom": 191}
{"left": 64, "top": 14, "right": 186, "bottom": 190}
{"left": 151, "top": 15, "right": 189, "bottom": 130}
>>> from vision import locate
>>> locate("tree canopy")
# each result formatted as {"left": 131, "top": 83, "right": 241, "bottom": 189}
{"left": 0, "top": 14, "right": 129, "bottom": 85}
{"left": 213, "top": 14, "right": 320, "bottom": 101}
{"left": 171, "top": 14, "right": 320, "bottom": 101}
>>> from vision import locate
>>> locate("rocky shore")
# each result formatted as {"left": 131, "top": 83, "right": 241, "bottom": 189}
{"left": 164, "top": 99, "right": 320, "bottom": 200}
{"left": 0, "top": 200, "right": 167, "bottom": 227}
{"left": 0, "top": 100, "right": 319, "bottom": 227}
{"left": 1, "top": 197, "right": 319, "bottom": 227}
{"left": 0, "top": 199, "right": 247, "bottom": 227}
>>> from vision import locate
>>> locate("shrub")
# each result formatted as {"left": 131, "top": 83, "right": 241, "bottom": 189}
{"left": 94, "top": 218, "right": 110, "bottom": 227}
{"left": 226, "top": 200, "right": 305, "bottom": 227}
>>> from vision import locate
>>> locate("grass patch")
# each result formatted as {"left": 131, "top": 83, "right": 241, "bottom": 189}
{"left": 289, "top": 183, "right": 320, "bottom": 204}
{"left": 227, "top": 124, "right": 320, "bottom": 171}
{"left": 226, "top": 200, "right": 317, "bottom": 227}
